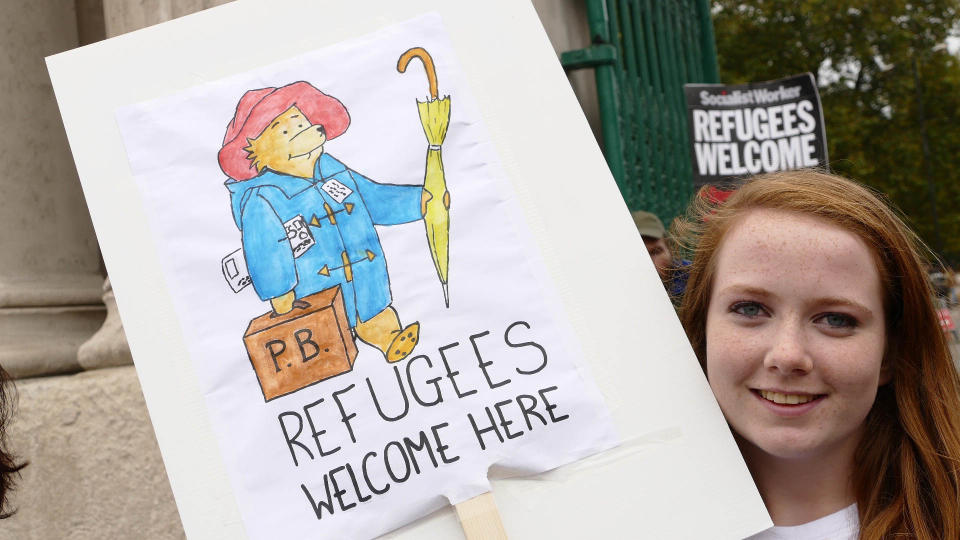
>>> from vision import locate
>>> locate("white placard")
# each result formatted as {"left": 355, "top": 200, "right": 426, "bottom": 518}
{"left": 46, "top": 1, "right": 771, "bottom": 538}
{"left": 114, "top": 14, "right": 618, "bottom": 538}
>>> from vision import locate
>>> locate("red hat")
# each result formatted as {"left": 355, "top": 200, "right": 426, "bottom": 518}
{"left": 218, "top": 81, "right": 351, "bottom": 180}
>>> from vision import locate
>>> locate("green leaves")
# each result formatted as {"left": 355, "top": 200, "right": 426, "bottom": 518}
{"left": 714, "top": 0, "right": 960, "bottom": 263}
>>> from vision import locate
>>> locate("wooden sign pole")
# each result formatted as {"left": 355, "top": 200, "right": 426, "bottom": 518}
{"left": 455, "top": 492, "right": 508, "bottom": 539}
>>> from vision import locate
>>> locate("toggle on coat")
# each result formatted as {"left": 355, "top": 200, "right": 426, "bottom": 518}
{"left": 226, "top": 153, "right": 423, "bottom": 326}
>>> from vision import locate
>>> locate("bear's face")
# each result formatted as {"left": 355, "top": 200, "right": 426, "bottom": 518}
{"left": 245, "top": 105, "right": 327, "bottom": 179}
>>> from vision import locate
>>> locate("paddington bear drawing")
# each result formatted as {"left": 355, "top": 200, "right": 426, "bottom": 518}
{"left": 218, "top": 81, "right": 443, "bottom": 363}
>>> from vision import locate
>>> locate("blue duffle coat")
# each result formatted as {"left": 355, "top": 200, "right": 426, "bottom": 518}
{"left": 226, "top": 153, "right": 423, "bottom": 326}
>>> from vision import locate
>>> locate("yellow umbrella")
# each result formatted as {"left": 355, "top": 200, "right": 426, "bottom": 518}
{"left": 398, "top": 47, "right": 451, "bottom": 307}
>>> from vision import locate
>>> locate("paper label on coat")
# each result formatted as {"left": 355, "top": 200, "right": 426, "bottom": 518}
{"left": 284, "top": 215, "right": 315, "bottom": 258}
{"left": 321, "top": 178, "right": 352, "bottom": 203}
{"left": 221, "top": 248, "right": 252, "bottom": 293}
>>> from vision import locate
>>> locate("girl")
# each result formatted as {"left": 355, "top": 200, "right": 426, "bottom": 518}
{"left": 674, "top": 169, "right": 960, "bottom": 539}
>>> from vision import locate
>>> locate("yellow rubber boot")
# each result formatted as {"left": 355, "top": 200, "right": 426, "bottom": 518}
{"left": 355, "top": 306, "right": 420, "bottom": 363}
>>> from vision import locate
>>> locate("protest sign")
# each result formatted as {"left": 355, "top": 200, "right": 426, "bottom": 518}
{"left": 47, "top": 1, "right": 770, "bottom": 538}
{"left": 684, "top": 73, "right": 828, "bottom": 187}
{"left": 109, "top": 15, "right": 621, "bottom": 537}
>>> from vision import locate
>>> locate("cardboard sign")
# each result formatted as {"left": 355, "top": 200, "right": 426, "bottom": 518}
{"left": 46, "top": 1, "right": 770, "bottom": 538}
{"left": 108, "top": 14, "right": 623, "bottom": 537}
{"left": 684, "top": 73, "right": 829, "bottom": 187}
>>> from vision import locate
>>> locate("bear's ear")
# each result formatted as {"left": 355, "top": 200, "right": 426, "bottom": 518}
{"left": 243, "top": 137, "right": 264, "bottom": 172}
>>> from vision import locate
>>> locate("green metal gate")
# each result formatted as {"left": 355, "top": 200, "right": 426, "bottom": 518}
{"left": 561, "top": 0, "right": 719, "bottom": 223}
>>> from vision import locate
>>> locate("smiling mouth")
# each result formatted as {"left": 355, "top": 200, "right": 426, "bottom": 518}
{"left": 755, "top": 390, "right": 824, "bottom": 405}
{"left": 288, "top": 144, "right": 324, "bottom": 160}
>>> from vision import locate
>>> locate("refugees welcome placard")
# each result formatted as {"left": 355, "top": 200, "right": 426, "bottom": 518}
{"left": 46, "top": 1, "right": 772, "bottom": 537}
{"left": 684, "top": 73, "right": 828, "bottom": 187}
{"left": 110, "top": 14, "right": 617, "bottom": 539}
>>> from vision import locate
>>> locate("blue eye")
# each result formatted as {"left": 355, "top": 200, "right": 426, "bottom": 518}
{"left": 732, "top": 302, "right": 764, "bottom": 317}
{"left": 821, "top": 313, "right": 856, "bottom": 328}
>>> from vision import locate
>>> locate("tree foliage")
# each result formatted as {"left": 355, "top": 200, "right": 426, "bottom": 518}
{"left": 713, "top": 0, "right": 960, "bottom": 264}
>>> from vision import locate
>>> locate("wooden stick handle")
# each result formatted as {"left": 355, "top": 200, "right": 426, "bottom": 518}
{"left": 454, "top": 492, "right": 508, "bottom": 540}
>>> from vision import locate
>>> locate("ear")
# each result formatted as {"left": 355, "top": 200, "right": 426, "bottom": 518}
{"left": 879, "top": 336, "right": 896, "bottom": 386}
{"left": 878, "top": 360, "right": 893, "bottom": 386}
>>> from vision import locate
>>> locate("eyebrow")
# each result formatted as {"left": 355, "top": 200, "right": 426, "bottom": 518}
{"left": 715, "top": 285, "right": 773, "bottom": 299}
{"left": 716, "top": 285, "right": 874, "bottom": 315}
{"left": 271, "top": 114, "right": 300, "bottom": 130}
{"left": 811, "top": 297, "right": 874, "bottom": 315}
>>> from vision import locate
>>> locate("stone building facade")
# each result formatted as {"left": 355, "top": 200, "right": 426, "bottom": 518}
{"left": 0, "top": 2, "right": 598, "bottom": 538}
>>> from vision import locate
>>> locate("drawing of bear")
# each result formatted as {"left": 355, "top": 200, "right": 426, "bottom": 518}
{"left": 218, "top": 81, "right": 434, "bottom": 365}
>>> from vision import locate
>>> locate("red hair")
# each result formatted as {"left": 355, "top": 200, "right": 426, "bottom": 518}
{"left": 673, "top": 169, "right": 960, "bottom": 539}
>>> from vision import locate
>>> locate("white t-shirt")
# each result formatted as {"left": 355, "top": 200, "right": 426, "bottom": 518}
{"left": 746, "top": 504, "right": 859, "bottom": 540}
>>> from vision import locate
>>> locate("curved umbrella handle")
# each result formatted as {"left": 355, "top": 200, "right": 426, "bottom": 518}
{"left": 397, "top": 47, "right": 439, "bottom": 100}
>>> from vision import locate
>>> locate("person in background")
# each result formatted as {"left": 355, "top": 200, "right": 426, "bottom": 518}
{"left": 0, "top": 365, "right": 26, "bottom": 518}
{"left": 954, "top": 270, "right": 960, "bottom": 307}
{"left": 930, "top": 270, "right": 960, "bottom": 342}
{"left": 930, "top": 270, "right": 952, "bottom": 302}
{"left": 631, "top": 210, "right": 688, "bottom": 302}
{"left": 673, "top": 169, "right": 960, "bottom": 539}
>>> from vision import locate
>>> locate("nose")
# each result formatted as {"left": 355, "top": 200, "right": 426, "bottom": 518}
{"left": 763, "top": 321, "right": 813, "bottom": 375}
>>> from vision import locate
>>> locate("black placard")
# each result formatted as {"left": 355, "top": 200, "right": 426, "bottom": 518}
{"left": 684, "top": 73, "right": 828, "bottom": 188}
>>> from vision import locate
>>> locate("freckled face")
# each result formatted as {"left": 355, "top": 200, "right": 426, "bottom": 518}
{"left": 705, "top": 209, "right": 887, "bottom": 462}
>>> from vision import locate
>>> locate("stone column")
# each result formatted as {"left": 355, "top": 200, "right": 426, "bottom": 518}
{"left": 0, "top": 0, "right": 106, "bottom": 378}
{"left": 76, "top": 0, "right": 235, "bottom": 370}
{"left": 531, "top": 0, "right": 601, "bottom": 144}
{"left": 103, "top": 0, "right": 233, "bottom": 36}
{"left": 4, "top": 3, "right": 230, "bottom": 538}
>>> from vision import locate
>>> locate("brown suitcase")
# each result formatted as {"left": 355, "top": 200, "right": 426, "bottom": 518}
{"left": 243, "top": 286, "right": 357, "bottom": 401}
